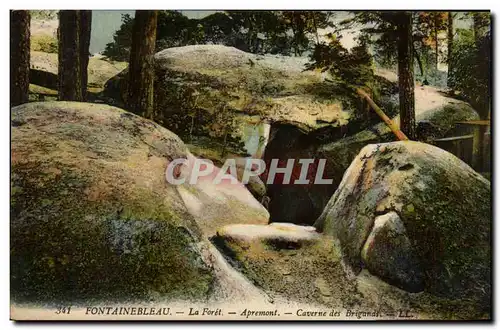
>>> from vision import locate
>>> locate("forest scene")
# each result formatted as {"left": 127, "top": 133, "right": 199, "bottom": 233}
{"left": 10, "top": 10, "right": 491, "bottom": 320}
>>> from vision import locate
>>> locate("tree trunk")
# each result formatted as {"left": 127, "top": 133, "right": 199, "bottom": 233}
{"left": 58, "top": 10, "right": 82, "bottom": 101}
{"left": 473, "top": 13, "right": 482, "bottom": 46}
{"left": 127, "top": 10, "right": 158, "bottom": 119}
{"left": 473, "top": 12, "right": 489, "bottom": 48}
{"left": 434, "top": 14, "right": 439, "bottom": 71}
{"left": 397, "top": 12, "right": 416, "bottom": 140}
{"left": 472, "top": 12, "right": 490, "bottom": 119}
{"left": 290, "top": 25, "right": 297, "bottom": 56}
{"left": 471, "top": 12, "right": 490, "bottom": 170}
{"left": 10, "top": 10, "right": 30, "bottom": 107}
{"left": 311, "top": 13, "right": 320, "bottom": 44}
{"left": 357, "top": 88, "right": 409, "bottom": 141}
{"left": 447, "top": 12, "right": 454, "bottom": 87}
{"left": 79, "top": 10, "right": 92, "bottom": 101}
{"left": 413, "top": 47, "right": 425, "bottom": 77}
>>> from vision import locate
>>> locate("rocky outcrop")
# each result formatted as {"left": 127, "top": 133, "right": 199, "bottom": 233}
{"left": 315, "top": 141, "right": 491, "bottom": 311}
{"left": 217, "top": 222, "right": 319, "bottom": 250}
{"left": 10, "top": 102, "right": 491, "bottom": 319}
{"left": 265, "top": 87, "right": 480, "bottom": 225}
{"left": 214, "top": 223, "right": 362, "bottom": 307}
{"left": 10, "top": 101, "right": 268, "bottom": 303}
{"left": 30, "top": 51, "right": 127, "bottom": 90}
{"left": 360, "top": 212, "right": 424, "bottom": 292}
{"left": 29, "top": 68, "right": 58, "bottom": 90}
{"left": 176, "top": 152, "right": 269, "bottom": 237}
{"left": 104, "top": 45, "right": 349, "bottom": 129}
{"left": 103, "top": 45, "right": 352, "bottom": 157}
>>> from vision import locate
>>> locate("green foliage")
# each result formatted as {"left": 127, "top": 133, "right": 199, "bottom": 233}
{"left": 280, "top": 11, "right": 333, "bottom": 56}
{"left": 307, "top": 34, "right": 375, "bottom": 109}
{"left": 448, "top": 28, "right": 491, "bottom": 119}
{"left": 340, "top": 12, "right": 415, "bottom": 77}
{"left": 30, "top": 10, "right": 58, "bottom": 20}
{"left": 30, "top": 34, "right": 58, "bottom": 53}
{"left": 308, "top": 35, "right": 372, "bottom": 86}
{"left": 341, "top": 11, "right": 451, "bottom": 87}
{"left": 103, "top": 14, "right": 134, "bottom": 61}
{"left": 306, "top": 33, "right": 381, "bottom": 128}
{"left": 103, "top": 10, "right": 334, "bottom": 61}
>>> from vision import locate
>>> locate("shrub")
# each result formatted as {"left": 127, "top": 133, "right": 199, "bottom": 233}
{"left": 31, "top": 34, "right": 58, "bottom": 53}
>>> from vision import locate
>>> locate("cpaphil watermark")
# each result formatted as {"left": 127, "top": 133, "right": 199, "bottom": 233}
{"left": 165, "top": 158, "right": 333, "bottom": 185}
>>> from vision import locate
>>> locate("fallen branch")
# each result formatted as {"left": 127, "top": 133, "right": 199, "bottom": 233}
{"left": 356, "top": 88, "right": 409, "bottom": 141}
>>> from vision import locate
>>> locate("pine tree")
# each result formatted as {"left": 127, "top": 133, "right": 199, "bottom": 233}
{"left": 79, "top": 10, "right": 92, "bottom": 101}
{"left": 10, "top": 10, "right": 30, "bottom": 107}
{"left": 58, "top": 10, "right": 82, "bottom": 101}
{"left": 127, "top": 10, "right": 158, "bottom": 119}
{"left": 397, "top": 12, "right": 416, "bottom": 139}
{"left": 447, "top": 12, "right": 454, "bottom": 88}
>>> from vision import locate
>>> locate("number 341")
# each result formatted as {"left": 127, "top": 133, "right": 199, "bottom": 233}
{"left": 55, "top": 306, "right": 72, "bottom": 314}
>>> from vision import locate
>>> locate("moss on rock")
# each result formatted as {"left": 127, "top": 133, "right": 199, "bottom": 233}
{"left": 10, "top": 102, "right": 216, "bottom": 303}
{"left": 213, "top": 223, "right": 361, "bottom": 308}
{"left": 102, "top": 45, "right": 354, "bottom": 155}
{"left": 315, "top": 141, "right": 491, "bottom": 314}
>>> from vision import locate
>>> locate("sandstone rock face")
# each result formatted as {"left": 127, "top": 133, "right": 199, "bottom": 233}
{"left": 360, "top": 212, "right": 424, "bottom": 292}
{"left": 315, "top": 141, "right": 491, "bottom": 308}
{"left": 217, "top": 222, "right": 319, "bottom": 249}
{"left": 30, "top": 51, "right": 127, "bottom": 91}
{"left": 105, "top": 45, "right": 349, "bottom": 128}
{"left": 264, "top": 91, "right": 480, "bottom": 225}
{"left": 214, "top": 223, "right": 361, "bottom": 307}
{"left": 10, "top": 101, "right": 268, "bottom": 303}
{"left": 176, "top": 152, "right": 269, "bottom": 237}
{"left": 102, "top": 45, "right": 350, "bottom": 158}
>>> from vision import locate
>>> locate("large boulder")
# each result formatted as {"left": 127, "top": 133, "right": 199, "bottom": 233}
{"left": 103, "top": 45, "right": 352, "bottom": 156}
{"left": 30, "top": 51, "right": 127, "bottom": 91}
{"left": 11, "top": 101, "right": 268, "bottom": 303}
{"left": 105, "top": 45, "right": 349, "bottom": 127}
{"left": 315, "top": 141, "right": 491, "bottom": 311}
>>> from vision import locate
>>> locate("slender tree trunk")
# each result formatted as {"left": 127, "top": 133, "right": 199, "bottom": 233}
{"left": 473, "top": 13, "right": 481, "bottom": 46}
{"left": 79, "top": 10, "right": 92, "bottom": 101}
{"left": 397, "top": 12, "right": 416, "bottom": 140}
{"left": 127, "top": 10, "right": 158, "bottom": 119}
{"left": 311, "top": 13, "right": 320, "bottom": 44}
{"left": 58, "top": 10, "right": 82, "bottom": 101}
{"left": 471, "top": 13, "right": 489, "bottom": 170}
{"left": 413, "top": 47, "right": 425, "bottom": 77}
{"left": 291, "top": 25, "right": 297, "bottom": 56}
{"left": 434, "top": 12, "right": 439, "bottom": 71}
{"left": 247, "top": 15, "right": 256, "bottom": 53}
{"left": 434, "top": 14, "right": 439, "bottom": 71}
{"left": 10, "top": 10, "right": 30, "bottom": 107}
{"left": 447, "top": 12, "right": 454, "bottom": 87}
{"left": 472, "top": 12, "right": 490, "bottom": 119}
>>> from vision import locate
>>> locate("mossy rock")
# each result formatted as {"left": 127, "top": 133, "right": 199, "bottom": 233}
{"left": 360, "top": 212, "right": 425, "bottom": 292}
{"left": 102, "top": 45, "right": 353, "bottom": 150}
{"left": 313, "top": 96, "right": 480, "bottom": 211}
{"left": 213, "top": 223, "right": 362, "bottom": 307}
{"left": 315, "top": 141, "right": 491, "bottom": 314}
{"left": 11, "top": 101, "right": 215, "bottom": 303}
{"left": 30, "top": 51, "right": 127, "bottom": 91}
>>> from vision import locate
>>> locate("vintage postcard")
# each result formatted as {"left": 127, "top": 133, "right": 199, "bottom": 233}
{"left": 10, "top": 10, "right": 491, "bottom": 321}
